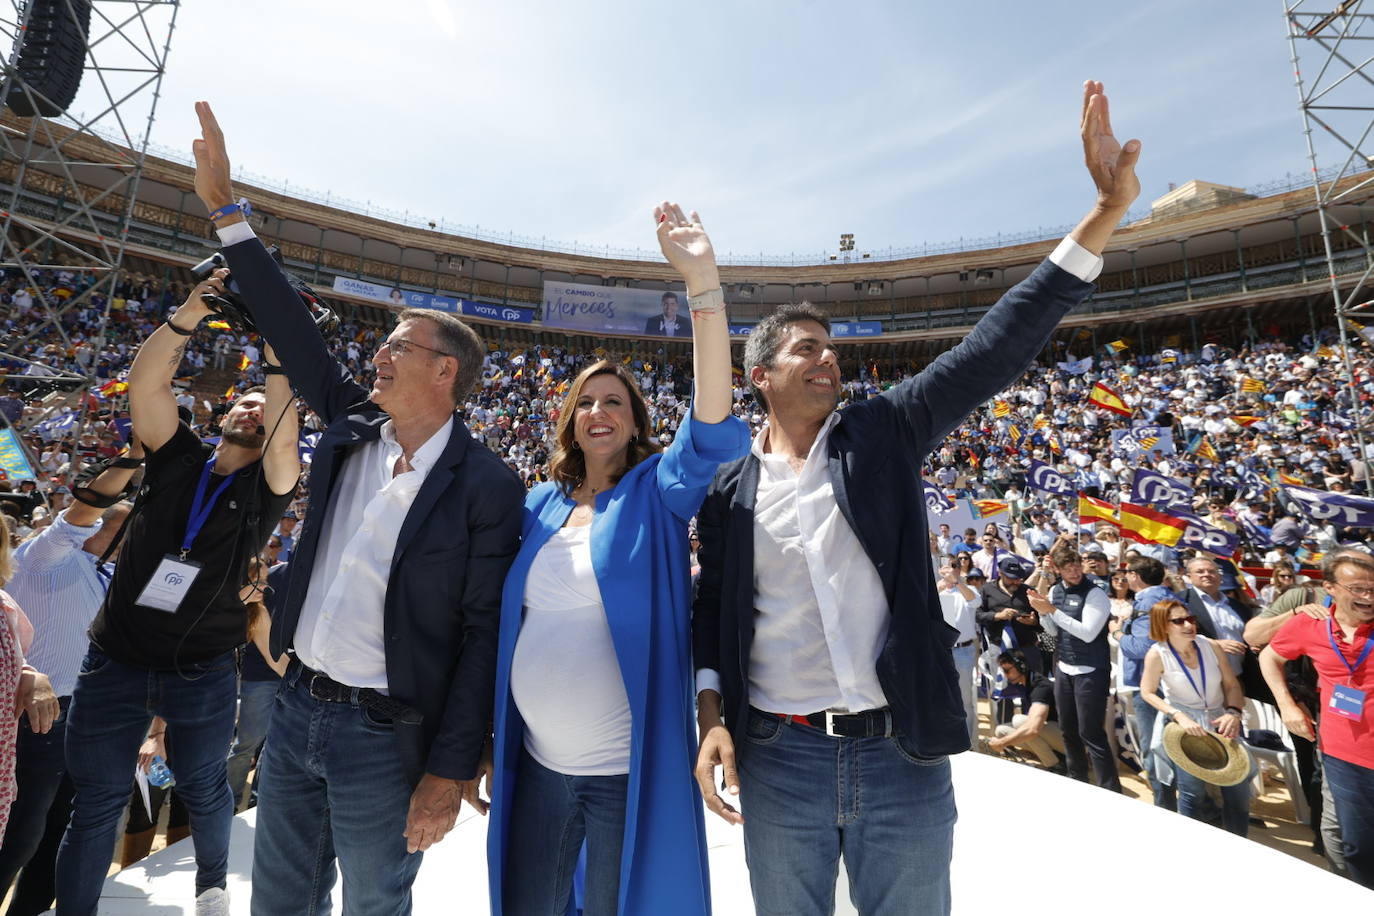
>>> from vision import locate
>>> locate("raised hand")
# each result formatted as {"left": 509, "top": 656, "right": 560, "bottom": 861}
{"left": 191, "top": 101, "right": 235, "bottom": 214}
{"left": 654, "top": 201, "right": 720, "bottom": 297}
{"left": 1080, "top": 80, "right": 1140, "bottom": 212}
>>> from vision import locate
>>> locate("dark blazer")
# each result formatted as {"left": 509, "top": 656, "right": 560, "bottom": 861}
{"left": 1184, "top": 586, "right": 1271, "bottom": 704}
{"left": 644, "top": 314, "right": 691, "bottom": 337}
{"left": 693, "top": 258, "right": 1094, "bottom": 757}
{"left": 221, "top": 237, "right": 525, "bottom": 785}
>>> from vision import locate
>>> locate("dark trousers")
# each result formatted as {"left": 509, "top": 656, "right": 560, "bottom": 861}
{"left": 1324, "top": 755, "right": 1374, "bottom": 889}
{"left": 0, "top": 697, "right": 72, "bottom": 916}
{"left": 1053, "top": 668, "right": 1121, "bottom": 792}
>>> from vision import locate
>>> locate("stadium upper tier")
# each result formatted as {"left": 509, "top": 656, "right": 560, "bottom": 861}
{"left": 3, "top": 114, "right": 1370, "bottom": 357}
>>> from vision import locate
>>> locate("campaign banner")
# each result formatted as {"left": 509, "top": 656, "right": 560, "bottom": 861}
{"left": 330, "top": 276, "right": 459, "bottom": 312}
{"left": 542, "top": 281, "right": 694, "bottom": 338}
{"left": 829, "top": 321, "right": 883, "bottom": 338}
{"left": 1170, "top": 509, "right": 1241, "bottom": 556}
{"left": 1026, "top": 459, "right": 1077, "bottom": 497}
{"left": 0, "top": 428, "right": 36, "bottom": 481}
{"left": 728, "top": 324, "right": 756, "bottom": 336}
{"left": 1283, "top": 485, "right": 1374, "bottom": 527}
{"left": 1130, "top": 468, "right": 1194, "bottom": 509}
{"left": 462, "top": 301, "right": 535, "bottom": 324}
{"left": 1111, "top": 425, "right": 1175, "bottom": 456}
{"left": 923, "top": 480, "right": 955, "bottom": 514}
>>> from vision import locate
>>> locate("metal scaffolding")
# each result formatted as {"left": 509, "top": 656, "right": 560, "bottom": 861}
{"left": 0, "top": 0, "right": 179, "bottom": 400}
{"left": 1286, "top": 0, "right": 1374, "bottom": 483}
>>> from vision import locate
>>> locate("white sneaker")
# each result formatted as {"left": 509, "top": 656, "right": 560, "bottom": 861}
{"left": 195, "top": 886, "right": 230, "bottom": 916}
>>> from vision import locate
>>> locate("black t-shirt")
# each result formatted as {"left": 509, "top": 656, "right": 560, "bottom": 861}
{"left": 89, "top": 424, "right": 292, "bottom": 668}
{"left": 1004, "top": 672, "right": 1058, "bottom": 721}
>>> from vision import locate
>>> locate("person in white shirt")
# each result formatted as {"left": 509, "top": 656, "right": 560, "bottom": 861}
{"left": 937, "top": 560, "right": 979, "bottom": 745}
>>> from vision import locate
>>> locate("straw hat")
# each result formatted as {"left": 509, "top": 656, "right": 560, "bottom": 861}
{"left": 1161, "top": 722, "right": 1253, "bottom": 787}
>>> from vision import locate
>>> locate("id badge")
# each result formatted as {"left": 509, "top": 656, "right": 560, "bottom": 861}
{"left": 1329, "top": 684, "right": 1366, "bottom": 722}
{"left": 135, "top": 555, "right": 202, "bottom": 613}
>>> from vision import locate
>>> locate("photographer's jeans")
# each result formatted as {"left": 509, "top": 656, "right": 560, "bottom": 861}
{"left": 737, "top": 708, "right": 956, "bottom": 916}
{"left": 56, "top": 648, "right": 237, "bottom": 916}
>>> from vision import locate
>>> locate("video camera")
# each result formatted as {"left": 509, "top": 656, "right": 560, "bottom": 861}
{"left": 190, "top": 246, "right": 339, "bottom": 338}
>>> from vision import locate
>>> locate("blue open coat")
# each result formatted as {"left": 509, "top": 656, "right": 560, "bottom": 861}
{"left": 488, "top": 408, "right": 750, "bottom": 915}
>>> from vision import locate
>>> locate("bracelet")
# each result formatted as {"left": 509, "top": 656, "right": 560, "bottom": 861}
{"left": 165, "top": 319, "right": 196, "bottom": 336}
{"left": 1225, "top": 706, "right": 1243, "bottom": 717}
{"left": 208, "top": 197, "right": 251, "bottom": 222}
{"left": 687, "top": 288, "right": 727, "bottom": 318}
{"left": 262, "top": 362, "right": 286, "bottom": 376}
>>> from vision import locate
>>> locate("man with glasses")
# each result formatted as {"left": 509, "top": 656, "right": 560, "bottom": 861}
{"left": 1262, "top": 550, "right": 1374, "bottom": 889}
{"left": 1182, "top": 556, "right": 1259, "bottom": 690}
{"left": 193, "top": 103, "right": 525, "bottom": 914}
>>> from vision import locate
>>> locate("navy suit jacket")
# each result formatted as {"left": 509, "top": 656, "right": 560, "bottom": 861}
{"left": 1184, "top": 586, "right": 1271, "bottom": 703}
{"left": 221, "top": 237, "right": 525, "bottom": 784}
{"left": 693, "top": 258, "right": 1094, "bottom": 757}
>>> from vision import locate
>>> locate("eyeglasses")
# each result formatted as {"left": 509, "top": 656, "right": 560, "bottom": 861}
{"left": 1169, "top": 615, "right": 1199, "bottom": 626}
{"left": 379, "top": 337, "right": 455, "bottom": 359}
{"left": 1333, "top": 581, "right": 1374, "bottom": 599}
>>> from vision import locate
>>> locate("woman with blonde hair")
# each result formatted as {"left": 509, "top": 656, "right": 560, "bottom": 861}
{"left": 487, "top": 204, "right": 749, "bottom": 915}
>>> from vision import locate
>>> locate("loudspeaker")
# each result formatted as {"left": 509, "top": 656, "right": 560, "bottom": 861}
{"left": 5, "top": 0, "right": 92, "bottom": 118}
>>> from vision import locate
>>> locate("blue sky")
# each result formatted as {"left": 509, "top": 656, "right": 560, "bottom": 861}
{"left": 74, "top": 1, "right": 1326, "bottom": 261}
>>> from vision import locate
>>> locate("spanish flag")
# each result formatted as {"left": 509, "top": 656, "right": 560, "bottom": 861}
{"left": 1230, "top": 415, "right": 1262, "bottom": 427}
{"left": 98, "top": 379, "right": 128, "bottom": 396}
{"left": 1088, "top": 382, "right": 1132, "bottom": 417}
{"left": 992, "top": 400, "right": 1011, "bottom": 418}
{"left": 207, "top": 319, "right": 231, "bottom": 331}
{"left": 1240, "top": 377, "right": 1266, "bottom": 393}
{"left": 972, "top": 499, "right": 1009, "bottom": 519}
{"left": 238, "top": 353, "right": 251, "bottom": 371}
{"left": 1079, "top": 495, "right": 1118, "bottom": 527}
{"left": 224, "top": 384, "right": 236, "bottom": 399}
{"left": 1048, "top": 434, "right": 1063, "bottom": 455}
{"left": 1107, "top": 339, "right": 1129, "bottom": 353}
{"left": 1118, "top": 502, "right": 1188, "bottom": 546}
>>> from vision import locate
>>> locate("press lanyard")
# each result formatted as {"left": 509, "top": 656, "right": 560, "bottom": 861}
{"left": 181, "top": 457, "right": 235, "bottom": 559}
{"left": 1167, "top": 639, "right": 1208, "bottom": 706}
{"left": 1327, "top": 617, "right": 1373, "bottom": 685}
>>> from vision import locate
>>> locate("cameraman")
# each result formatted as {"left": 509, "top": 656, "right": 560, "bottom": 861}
{"left": 54, "top": 271, "right": 299, "bottom": 916}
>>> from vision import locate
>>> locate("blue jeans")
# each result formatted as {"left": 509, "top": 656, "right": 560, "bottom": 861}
{"left": 503, "top": 749, "right": 628, "bottom": 916}
{"left": 1132, "top": 692, "right": 1176, "bottom": 811}
{"left": 250, "top": 670, "right": 422, "bottom": 916}
{"left": 1323, "top": 755, "right": 1374, "bottom": 889}
{"left": 1173, "top": 761, "right": 1253, "bottom": 837}
{"left": 950, "top": 645, "right": 978, "bottom": 746}
{"left": 225, "top": 679, "right": 278, "bottom": 809}
{"left": 0, "top": 697, "right": 71, "bottom": 916}
{"left": 737, "top": 709, "right": 956, "bottom": 916}
{"left": 56, "top": 648, "right": 237, "bottom": 916}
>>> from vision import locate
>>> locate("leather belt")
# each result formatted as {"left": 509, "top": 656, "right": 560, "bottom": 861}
{"left": 955, "top": 639, "right": 976, "bottom": 648}
{"left": 291, "top": 660, "right": 423, "bottom": 725}
{"left": 766, "top": 706, "right": 895, "bottom": 738}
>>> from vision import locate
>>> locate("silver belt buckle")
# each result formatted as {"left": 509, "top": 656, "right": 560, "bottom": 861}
{"left": 307, "top": 672, "right": 327, "bottom": 701}
{"left": 825, "top": 710, "right": 841, "bottom": 737}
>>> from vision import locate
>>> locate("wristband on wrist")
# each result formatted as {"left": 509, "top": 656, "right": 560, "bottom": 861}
{"left": 208, "top": 197, "right": 252, "bottom": 223}
{"left": 1225, "top": 706, "right": 1243, "bottom": 717}
{"left": 262, "top": 362, "right": 286, "bottom": 376}
{"left": 687, "top": 288, "right": 726, "bottom": 318}
{"left": 165, "top": 319, "right": 196, "bottom": 336}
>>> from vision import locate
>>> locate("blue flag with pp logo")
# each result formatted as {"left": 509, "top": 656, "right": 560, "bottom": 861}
{"left": 1025, "top": 459, "right": 1076, "bottom": 497}
{"left": 1283, "top": 485, "right": 1374, "bottom": 528}
{"left": 1130, "top": 467, "right": 1194, "bottom": 510}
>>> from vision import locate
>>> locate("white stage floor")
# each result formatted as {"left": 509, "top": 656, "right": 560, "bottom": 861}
{"left": 87, "top": 752, "right": 1370, "bottom": 913}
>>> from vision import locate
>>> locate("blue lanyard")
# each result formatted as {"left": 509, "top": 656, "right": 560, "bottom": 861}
{"left": 1326, "top": 617, "right": 1373, "bottom": 682}
{"left": 181, "top": 457, "right": 235, "bottom": 558}
{"left": 1166, "top": 639, "right": 1208, "bottom": 706}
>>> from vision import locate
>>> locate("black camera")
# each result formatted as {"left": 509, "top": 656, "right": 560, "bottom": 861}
{"left": 190, "top": 246, "right": 338, "bottom": 338}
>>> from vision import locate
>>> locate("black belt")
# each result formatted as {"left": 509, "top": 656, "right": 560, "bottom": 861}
{"left": 955, "top": 639, "right": 976, "bottom": 648}
{"left": 764, "top": 706, "right": 895, "bottom": 738}
{"left": 291, "top": 660, "right": 422, "bottom": 725}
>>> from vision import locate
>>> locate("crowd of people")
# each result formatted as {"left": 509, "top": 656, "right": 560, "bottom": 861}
{"left": 0, "top": 86, "right": 1366, "bottom": 916}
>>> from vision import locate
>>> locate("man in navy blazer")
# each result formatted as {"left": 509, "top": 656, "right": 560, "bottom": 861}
{"left": 193, "top": 104, "right": 524, "bottom": 914}
{"left": 692, "top": 82, "right": 1142, "bottom": 915}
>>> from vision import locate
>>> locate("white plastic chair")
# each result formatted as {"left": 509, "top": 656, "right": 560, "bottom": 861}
{"left": 1242, "top": 698, "right": 1311, "bottom": 826}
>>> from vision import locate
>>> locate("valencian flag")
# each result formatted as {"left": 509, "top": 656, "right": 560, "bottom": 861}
{"left": 1007, "top": 424, "right": 1023, "bottom": 446}
{"left": 1088, "top": 382, "right": 1132, "bottom": 417}
{"left": 1277, "top": 470, "right": 1303, "bottom": 486}
{"left": 1188, "top": 434, "right": 1219, "bottom": 462}
{"left": 1239, "top": 377, "right": 1266, "bottom": 393}
{"left": 1118, "top": 502, "right": 1188, "bottom": 546}
{"left": 992, "top": 400, "right": 1011, "bottom": 418}
{"left": 1078, "top": 495, "right": 1118, "bottom": 527}
{"left": 1047, "top": 434, "right": 1063, "bottom": 455}
{"left": 972, "top": 499, "right": 1009, "bottom": 519}
{"left": 1033, "top": 414, "right": 1051, "bottom": 431}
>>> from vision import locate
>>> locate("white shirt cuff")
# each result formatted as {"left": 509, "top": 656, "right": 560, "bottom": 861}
{"left": 695, "top": 668, "right": 722, "bottom": 699}
{"left": 215, "top": 221, "right": 257, "bottom": 247}
{"left": 1049, "top": 236, "right": 1104, "bottom": 283}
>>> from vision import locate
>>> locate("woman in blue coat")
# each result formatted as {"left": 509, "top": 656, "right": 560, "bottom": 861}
{"left": 486, "top": 202, "right": 749, "bottom": 915}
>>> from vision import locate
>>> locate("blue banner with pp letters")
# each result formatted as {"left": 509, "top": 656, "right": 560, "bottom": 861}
{"left": 542, "top": 281, "right": 694, "bottom": 338}
{"left": 462, "top": 301, "right": 534, "bottom": 323}
{"left": 330, "top": 276, "right": 458, "bottom": 312}
{"left": 829, "top": 321, "right": 883, "bottom": 338}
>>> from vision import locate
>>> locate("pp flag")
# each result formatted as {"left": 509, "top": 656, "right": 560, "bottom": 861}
{"left": 1088, "top": 382, "right": 1132, "bottom": 417}
{"left": 1130, "top": 468, "right": 1194, "bottom": 509}
{"left": 1171, "top": 509, "right": 1241, "bottom": 557}
{"left": 1283, "top": 485, "right": 1374, "bottom": 528}
{"left": 923, "top": 480, "right": 955, "bottom": 515}
{"left": 1026, "top": 459, "right": 1077, "bottom": 497}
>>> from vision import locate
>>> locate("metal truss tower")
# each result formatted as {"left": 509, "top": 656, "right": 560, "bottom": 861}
{"left": 1286, "top": 0, "right": 1374, "bottom": 479}
{"left": 0, "top": 0, "right": 179, "bottom": 396}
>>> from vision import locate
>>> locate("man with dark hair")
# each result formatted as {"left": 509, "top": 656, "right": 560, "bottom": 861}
{"left": 986, "top": 650, "right": 1064, "bottom": 772}
{"left": 693, "top": 81, "right": 1141, "bottom": 914}
{"left": 193, "top": 102, "right": 525, "bottom": 916}
{"left": 1029, "top": 546, "right": 1120, "bottom": 791}
{"left": 56, "top": 272, "right": 300, "bottom": 915}
{"left": 643, "top": 290, "right": 691, "bottom": 337}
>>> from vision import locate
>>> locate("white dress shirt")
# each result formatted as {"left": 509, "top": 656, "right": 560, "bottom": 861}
{"left": 293, "top": 416, "right": 453, "bottom": 690}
